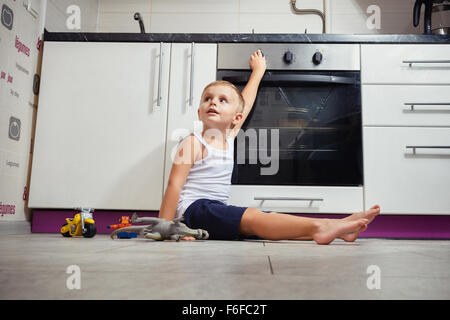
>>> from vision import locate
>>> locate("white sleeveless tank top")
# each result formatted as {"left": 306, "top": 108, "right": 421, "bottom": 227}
{"left": 175, "top": 131, "right": 234, "bottom": 219}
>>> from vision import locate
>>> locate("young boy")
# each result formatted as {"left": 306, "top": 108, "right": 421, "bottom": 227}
{"left": 159, "top": 50, "right": 380, "bottom": 244}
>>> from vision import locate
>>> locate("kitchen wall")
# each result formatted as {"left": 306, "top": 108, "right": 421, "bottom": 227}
{"left": 0, "top": 0, "right": 423, "bottom": 225}
{"left": 0, "top": 0, "right": 46, "bottom": 224}
{"left": 45, "top": 0, "right": 98, "bottom": 32}
{"left": 44, "top": 0, "right": 422, "bottom": 34}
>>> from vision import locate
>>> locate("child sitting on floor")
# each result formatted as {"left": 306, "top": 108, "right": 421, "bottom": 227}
{"left": 158, "top": 50, "right": 380, "bottom": 244}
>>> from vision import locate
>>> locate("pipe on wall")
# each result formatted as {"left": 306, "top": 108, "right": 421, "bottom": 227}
{"left": 290, "top": 0, "right": 327, "bottom": 33}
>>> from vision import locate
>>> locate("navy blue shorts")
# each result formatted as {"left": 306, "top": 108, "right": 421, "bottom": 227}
{"left": 183, "top": 198, "right": 249, "bottom": 240}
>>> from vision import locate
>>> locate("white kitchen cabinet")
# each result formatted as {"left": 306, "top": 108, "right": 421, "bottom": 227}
{"left": 363, "top": 127, "right": 450, "bottom": 215}
{"left": 361, "top": 45, "right": 450, "bottom": 84}
{"left": 29, "top": 42, "right": 171, "bottom": 210}
{"left": 163, "top": 43, "right": 217, "bottom": 192}
{"left": 362, "top": 85, "right": 450, "bottom": 127}
{"left": 361, "top": 44, "right": 450, "bottom": 215}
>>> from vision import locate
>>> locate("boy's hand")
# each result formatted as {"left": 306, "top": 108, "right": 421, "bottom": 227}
{"left": 230, "top": 49, "right": 266, "bottom": 139}
{"left": 249, "top": 49, "right": 266, "bottom": 76}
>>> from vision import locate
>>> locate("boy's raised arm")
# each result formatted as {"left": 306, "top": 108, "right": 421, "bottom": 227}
{"left": 231, "top": 50, "right": 266, "bottom": 137}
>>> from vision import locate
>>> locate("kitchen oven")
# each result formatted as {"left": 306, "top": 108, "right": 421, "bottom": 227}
{"left": 217, "top": 44, "right": 364, "bottom": 213}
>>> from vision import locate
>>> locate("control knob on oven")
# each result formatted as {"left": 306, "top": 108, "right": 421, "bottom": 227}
{"left": 283, "top": 51, "right": 294, "bottom": 64}
{"left": 312, "top": 51, "right": 323, "bottom": 65}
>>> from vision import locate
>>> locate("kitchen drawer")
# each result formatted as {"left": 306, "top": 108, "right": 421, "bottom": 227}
{"left": 361, "top": 45, "right": 450, "bottom": 84}
{"left": 363, "top": 127, "right": 450, "bottom": 215}
{"left": 362, "top": 85, "right": 450, "bottom": 127}
{"left": 228, "top": 185, "right": 364, "bottom": 214}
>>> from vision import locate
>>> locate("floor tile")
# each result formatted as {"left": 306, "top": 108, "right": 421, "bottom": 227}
{"left": 0, "top": 234, "right": 449, "bottom": 299}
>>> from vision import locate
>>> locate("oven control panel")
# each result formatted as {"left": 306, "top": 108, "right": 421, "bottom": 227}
{"left": 283, "top": 50, "right": 322, "bottom": 65}
{"left": 218, "top": 43, "right": 360, "bottom": 71}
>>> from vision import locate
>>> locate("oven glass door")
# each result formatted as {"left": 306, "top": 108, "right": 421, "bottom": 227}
{"left": 218, "top": 70, "right": 363, "bottom": 186}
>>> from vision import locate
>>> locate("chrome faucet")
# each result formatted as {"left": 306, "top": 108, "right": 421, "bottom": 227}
{"left": 134, "top": 12, "right": 146, "bottom": 33}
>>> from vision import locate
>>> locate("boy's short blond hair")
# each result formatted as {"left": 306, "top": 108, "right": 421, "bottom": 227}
{"left": 201, "top": 80, "right": 245, "bottom": 113}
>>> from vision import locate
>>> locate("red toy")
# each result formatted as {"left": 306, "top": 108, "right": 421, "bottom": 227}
{"left": 107, "top": 216, "right": 138, "bottom": 238}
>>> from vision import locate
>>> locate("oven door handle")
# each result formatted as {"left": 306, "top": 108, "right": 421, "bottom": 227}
{"left": 222, "top": 74, "right": 357, "bottom": 85}
{"left": 254, "top": 197, "right": 324, "bottom": 201}
{"left": 254, "top": 196, "right": 324, "bottom": 208}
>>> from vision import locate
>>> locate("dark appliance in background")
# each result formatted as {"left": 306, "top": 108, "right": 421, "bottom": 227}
{"left": 414, "top": 0, "right": 450, "bottom": 34}
{"left": 217, "top": 44, "right": 362, "bottom": 187}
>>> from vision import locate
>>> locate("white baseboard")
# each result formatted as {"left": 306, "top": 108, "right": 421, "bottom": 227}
{"left": 0, "top": 221, "right": 31, "bottom": 235}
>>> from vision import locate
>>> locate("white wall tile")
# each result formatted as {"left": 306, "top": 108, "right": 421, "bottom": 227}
{"left": 330, "top": 12, "right": 421, "bottom": 34}
{"left": 99, "top": 0, "right": 150, "bottom": 13}
{"left": 329, "top": 13, "right": 375, "bottom": 34}
{"left": 240, "top": 0, "right": 323, "bottom": 14}
{"left": 150, "top": 13, "right": 239, "bottom": 33}
{"left": 98, "top": 12, "right": 151, "bottom": 33}
{"left": 152, "top": 0, "right": 239, "bottom": 13}
{"left": 329, "top": 0, "right": 416, "bottom": 14}
{"left": 46, "top": 0, "right": 99, "bottom": 32}
{"left": 327, "top": 0, "right": 419, "bottom": 33}
{"left": 378, "top": 13, "right": 422, "bottom": 34}
{"left": 239, "top": 13, "right": 323, "bottom": 34}
{"left": 45, "top": 1, "right": 69, "bottom": 32}
{"left": 93, "top": 0, "right": 421, "bottom": 34}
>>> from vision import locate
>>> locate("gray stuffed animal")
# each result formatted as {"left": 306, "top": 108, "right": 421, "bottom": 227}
{"left": 110, "top": 213, "right": 209, "bottom": 241}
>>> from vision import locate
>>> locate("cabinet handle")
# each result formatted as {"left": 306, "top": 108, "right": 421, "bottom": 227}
{"left": 404, "top": 103, "right": 450, "bottom": 111}
{"left": 406, "top": 146, "right": 450, "bottom": 154}
{"left": 157, "top": 42, "right": 164, "bottom": 107}
{"left": 254, "top": 196, "right": 324, "bottom": 206}
{"left": 403, "top": 60, "right": 450, "bottom": 67}
{"left": 189, "top": 42, "right": 195, "bottom": 107}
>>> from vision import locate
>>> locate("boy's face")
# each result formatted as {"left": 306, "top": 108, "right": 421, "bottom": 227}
{"left": 198, "top": 85, "right": 242, "bottom": 130}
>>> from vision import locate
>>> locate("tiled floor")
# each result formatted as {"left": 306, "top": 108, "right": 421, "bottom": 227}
{"left": 0, "top": 234, "right": 449, "bottom": 299}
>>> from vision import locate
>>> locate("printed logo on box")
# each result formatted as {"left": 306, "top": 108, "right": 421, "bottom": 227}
{"left": 0, "top": 202, "right": 15, "bottom": 217}
{"left": 1, "top": 4, "right": 13, "bottom": 30}
{"left": 0, "top": 70, "right": 13, "bottom": 84}
{"left": 36, "top": 36, "right": 42, "bottom": 51}
{"left": 16, "top": 62, "right": 29, "bottom": 75}
{"left": 15, "top": 36, "right": 30, "bottom": 57}
{"left": 0, "top": 149, "right": 21, "bottom": 178}
{"left": 9, "top": 116, "right": 21, "bottom": 141}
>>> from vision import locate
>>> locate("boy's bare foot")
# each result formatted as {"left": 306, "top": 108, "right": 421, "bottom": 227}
{"left": 338, "top": 223, "right": 368, "bottom": 242}
{"left": 344, "top": 205, "right": 380, "bottom": 223}
{"left": 181, "top": 236, "right": 196, "bottom": 241}
{"left": 312, "top": 218, "right": 369, "bottom": 245}
{"left": 339, "top": 205, "right": 380, "bottom": 242}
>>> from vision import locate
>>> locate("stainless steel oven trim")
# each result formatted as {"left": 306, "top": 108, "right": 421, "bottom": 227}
{"left": 218, "top": 43, "right": 360, "bottom": 71}
{"left": 222, "top": 74, "right": 359, "bottom": 85}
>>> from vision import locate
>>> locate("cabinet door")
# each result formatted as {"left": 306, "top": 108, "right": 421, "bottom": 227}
{"left": 362, "top": 85, "right": 450, "bottom": 127}
{"left": 29, "top": 42, "right": 171, "bottom": 210}
{"left": 163, "top": 43, "right": 217, "bottom": 191}
{"left": 363, "top": 127, "right": 450, "bottom": 215}
{"left": 361, "top": 45, "right": 450, "bottom": 84}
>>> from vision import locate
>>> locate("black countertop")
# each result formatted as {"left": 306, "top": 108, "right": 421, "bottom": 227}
{"left": 44, "top": 29, "right": 450, "bottom": 44}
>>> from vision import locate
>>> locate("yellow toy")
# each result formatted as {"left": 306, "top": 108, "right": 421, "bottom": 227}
{"left": 61, "top": 208, "right": 96, "bottom": 238}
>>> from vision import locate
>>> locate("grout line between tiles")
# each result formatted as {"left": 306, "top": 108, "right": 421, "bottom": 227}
{"left": 267, "top": 255, "right": 274, "bottom": 275}
{"left": 94, "top": 244, "right": 137, "bottom": 254}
